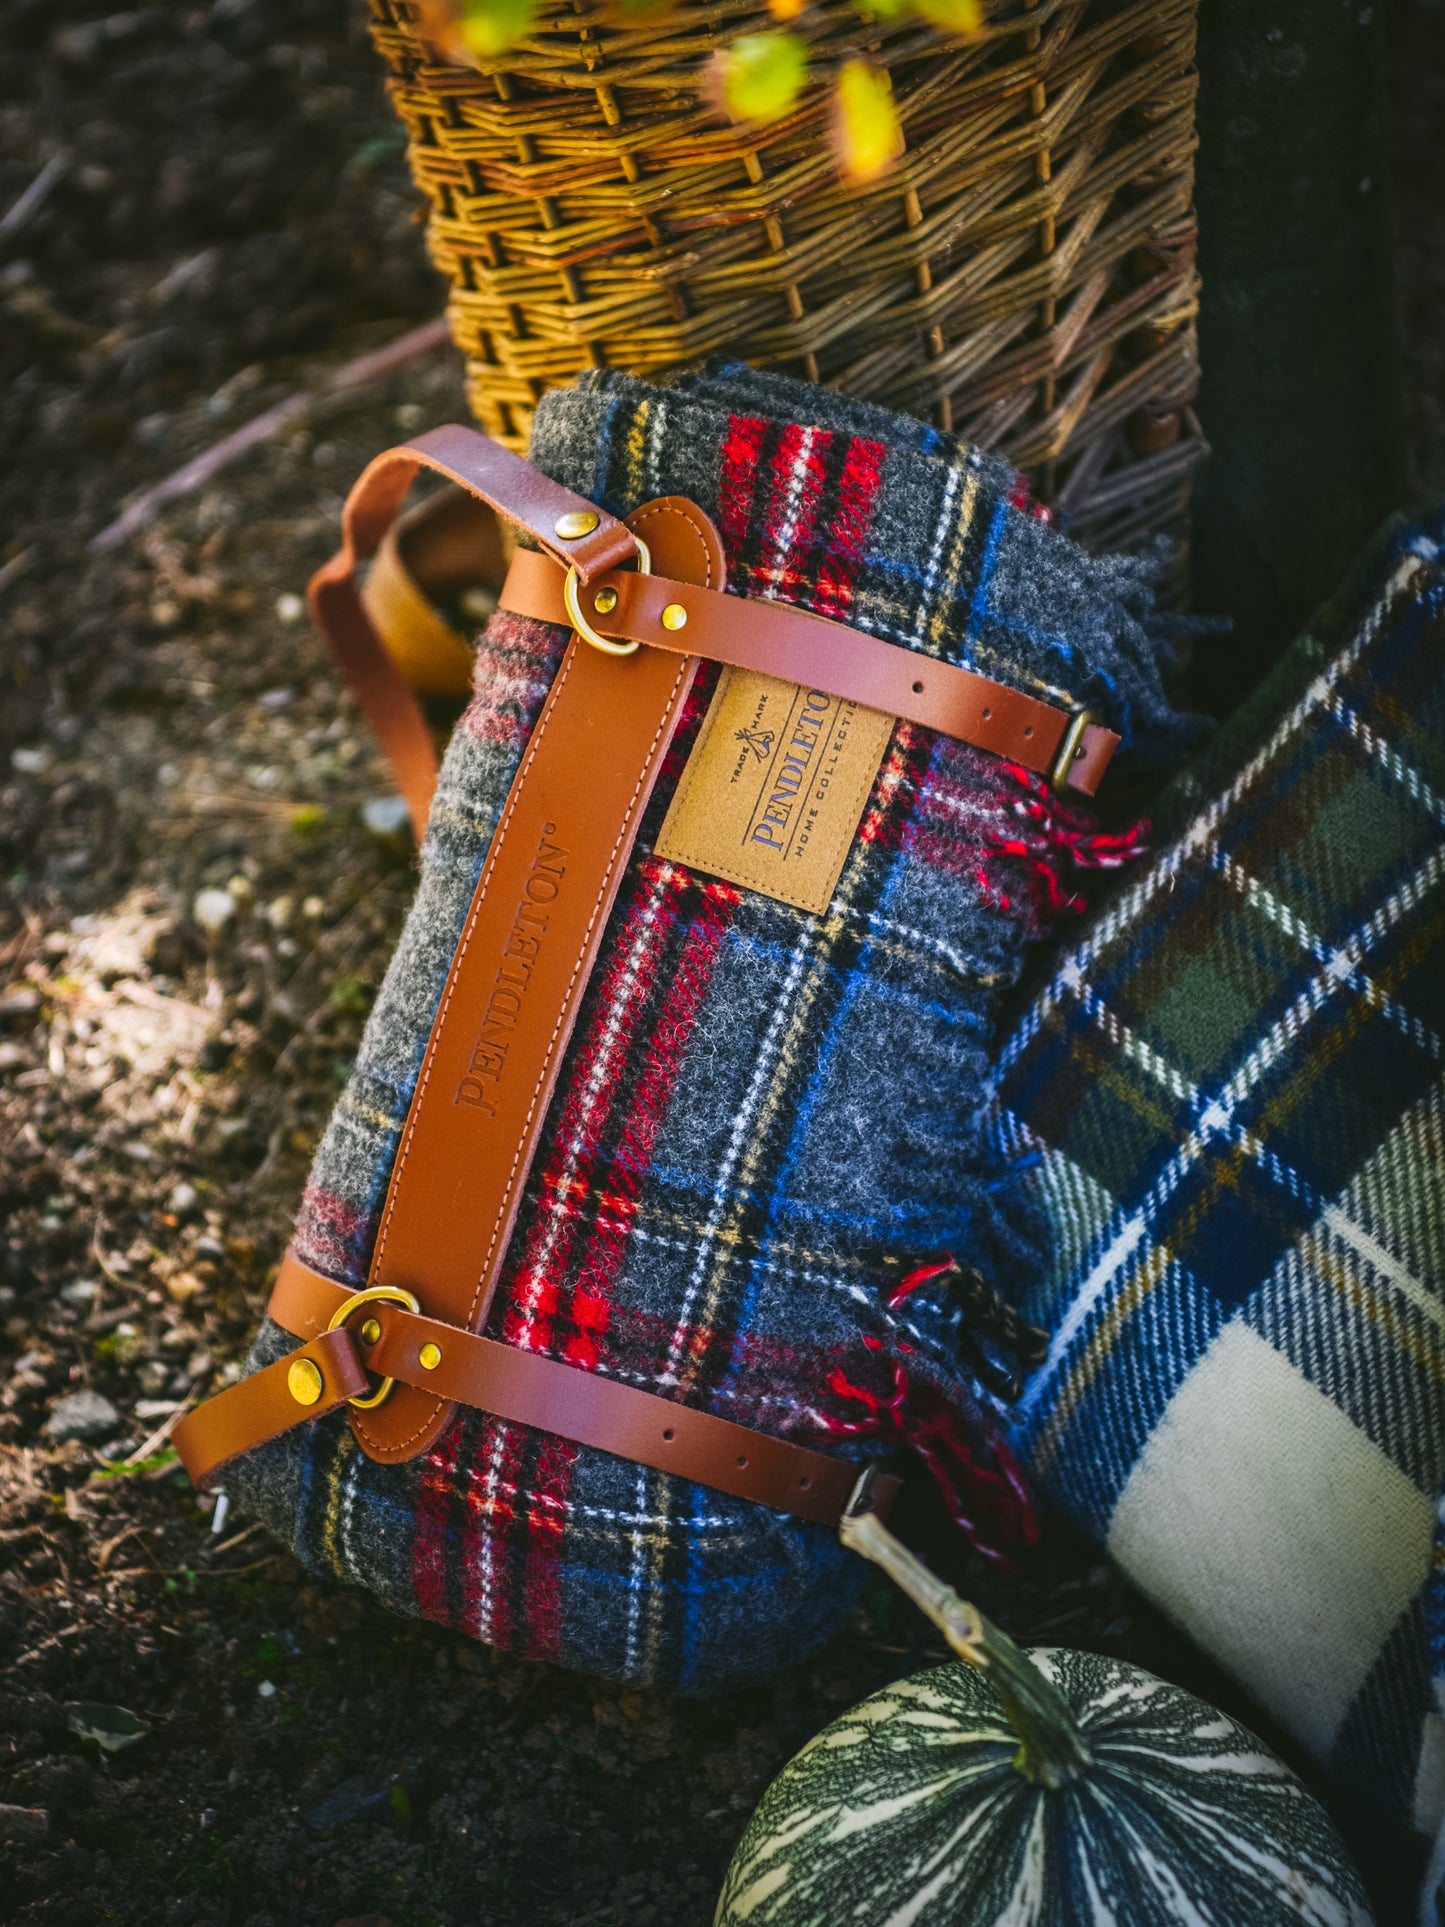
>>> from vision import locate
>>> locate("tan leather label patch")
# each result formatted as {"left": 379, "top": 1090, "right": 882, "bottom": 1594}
{"left": 655, "top": 669, "right": 894, "bottom": 914}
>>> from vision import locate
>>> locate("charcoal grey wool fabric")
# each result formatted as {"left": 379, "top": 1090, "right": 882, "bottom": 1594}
{"left": 225, "top": 364, "right": 1198, "bottom": 1691}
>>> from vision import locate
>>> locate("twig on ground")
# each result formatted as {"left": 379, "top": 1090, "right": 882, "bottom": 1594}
{"left": 90, "top": 315, "right": 451, "bottom": 554}
{"left": 205, "top": 1523, "right": 262, "bottom": 1560}
{"left": 95, "top": 1524, "right": 149, "bottom": 1573}
{"left": 0, "top": 548, "right": 34, "bottom": 599}
{"left": 106, "top": 1556, "right": 281, "bottom": 1582}
{"left": 0, "top": 154, "right": 68, "bottom": 241}
{"left": 12, "top": 1622, "right": 84, "bottom": 1667}
{"left": 0, "top": 912, "right": 43, "bottom": 973}
{"left": 122, "top": 1398, "right": 197, "bottom": 1467}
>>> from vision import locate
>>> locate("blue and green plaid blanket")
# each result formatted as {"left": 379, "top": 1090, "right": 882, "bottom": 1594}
{"left": 996, "top": 504, "right": 1445, "bottom": 1838}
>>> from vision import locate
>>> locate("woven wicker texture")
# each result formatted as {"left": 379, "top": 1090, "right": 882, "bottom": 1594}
{"left": 370, "top": 0, "right": 1204, "bottom": 555}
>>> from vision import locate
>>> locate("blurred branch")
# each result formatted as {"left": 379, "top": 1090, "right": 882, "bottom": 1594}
{"left": 0, "top": 152, "right": 68, "bottom": 241}
{"left": 89, "top": 315, "right": 451, "bottom": 554}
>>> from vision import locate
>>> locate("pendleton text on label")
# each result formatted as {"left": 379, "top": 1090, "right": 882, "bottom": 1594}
{"left": 655, "top": 669, "right": 894, "bottom": 914}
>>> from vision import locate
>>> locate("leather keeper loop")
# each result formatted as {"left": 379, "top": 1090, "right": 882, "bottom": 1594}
{"left": 173, "top": 1326, "right": 371, "bottom": 1490}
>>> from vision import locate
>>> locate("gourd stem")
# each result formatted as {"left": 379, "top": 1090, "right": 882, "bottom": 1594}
{"left": 840, "top": 1505, "right": 1091, "bottom": 1789}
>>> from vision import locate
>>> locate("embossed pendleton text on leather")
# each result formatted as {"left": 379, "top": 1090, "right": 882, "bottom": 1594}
{"left": 457, "top": 825, "right": 567, "bottom": 1113}
{"left": 656, "top": 668, "right": 895, "bottom": 914}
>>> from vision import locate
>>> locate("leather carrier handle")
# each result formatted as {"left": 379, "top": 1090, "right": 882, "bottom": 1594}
{"left": 349, "top": 491, "right": 720, "bottom": 1464}
{"left": 176, "top": 424, "right": 1110, "bottom": 1530}
{"left": 307, "top": 425, "right": 641, "bottom": 838}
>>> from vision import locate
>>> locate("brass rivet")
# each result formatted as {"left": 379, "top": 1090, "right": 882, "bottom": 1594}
{"left": 288, "top": 1358, "right": 323, "bottom": 1407}
{"left": 554, "top": 509, "right": 599, "bottom": 540}
{"left": 418, "top": 1341, "right": 442, "bottom": 1371}
{"left": 593, "top": 585, "right": 618, "bottom": 615}
{"left": 359, "top": 1317, "right": 382, "bottom": 1346}
{"left": 661, "top": 603, "right": 688, "bottom": 631}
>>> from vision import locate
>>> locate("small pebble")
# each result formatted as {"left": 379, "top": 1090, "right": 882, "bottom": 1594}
{"left": 192, "top": 888, "right": 234, "bottom": 933}
{"left": 0, "top": 986, "right": 41, "bottom": 1022}
{"left": 0, "top": 1804, "right": 49, "bottom": 1842}
{"left": 46, "top": 1390, "right": 121, "bottom": 1443}
{"left": 362, "top": 795, "right": 412, "bottom": 852}
{"left": 257, "top": 1680, "right": 277, "bottom": 1699}
{"left": 167, "top": 1181, "right": 200, "bottom": 1216}
{"left": 59, "top": 1280, "right": 98, "bottom": 1307}
{"left": 275, "top": 593, "right": 304, "bottom": 624}
{"left": 256, "top": 687, "right": 294, "bottom": 711}
{"left": 11, "top": 747, "right": 49, "bottom": 776}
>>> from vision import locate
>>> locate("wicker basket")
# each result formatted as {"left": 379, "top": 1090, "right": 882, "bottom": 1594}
{"left": 369, "top": 0, "right": 1204, "bottom": 558}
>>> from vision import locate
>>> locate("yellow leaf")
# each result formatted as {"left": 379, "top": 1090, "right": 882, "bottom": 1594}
{"left": 459, "top": 0, "right": 539, "bottom": 57}
{"left": 412, "top": 0, "right": 538, "bottom": 61}
{"left": 913, "top": 0, "right": 985, "bottom": 32}
{"left": 768, "top": 0, "right": 809, "bottom": 19}
{"left": 832, "top": 60, "right": 902, "bottom": 185}
{"left": 713, "top": 34, "right": 809, "bottom": 125}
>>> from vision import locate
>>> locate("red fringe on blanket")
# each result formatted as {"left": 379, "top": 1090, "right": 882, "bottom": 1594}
{"left": 981, "top": 762, "right": 1149, "bottom": 931}
{"left": 820, "top": 1335, "right": 1040, "bottom": 1571}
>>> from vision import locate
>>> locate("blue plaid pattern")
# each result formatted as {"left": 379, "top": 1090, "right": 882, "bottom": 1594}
{"left": 995, "top": 506, "right": 1445, "bottom": 1838}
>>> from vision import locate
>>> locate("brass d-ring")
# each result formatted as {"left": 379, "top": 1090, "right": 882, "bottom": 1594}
{"left": 327, "top": 1284, "right": 420, "bottom": 1410}
{"left": 562, "top": 532, "right": 651, "bottom": 658}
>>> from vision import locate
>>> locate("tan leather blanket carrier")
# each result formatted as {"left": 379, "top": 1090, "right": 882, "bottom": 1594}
{"left": 173, "top": 425, "right": 1118, "bottom": 1530}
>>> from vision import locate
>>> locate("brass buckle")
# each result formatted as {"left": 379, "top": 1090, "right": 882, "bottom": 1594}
{"left": 562, "top": 531, "right": 651, "bottom": 658}
{"left": 1049, "top": 709, "right": 1092, "bottom": 791}
{"left": 327, "top": 1284, "right": 420, "bottom": 1410}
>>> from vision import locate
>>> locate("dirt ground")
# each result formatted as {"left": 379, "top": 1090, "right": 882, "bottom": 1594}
{"left": 0, "top": 5, "right": 1438, "bottom": 1925}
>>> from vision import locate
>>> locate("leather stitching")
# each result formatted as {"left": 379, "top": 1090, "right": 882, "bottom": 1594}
{"left": 357, "top": 503, "right": 701, "bottom": 1457}
{"left": 461, "top": 651, "right": 692, "bottom": 1339}
{"left": 627, "top": 499, "right": 717, "bottom": 589}
{"left": 355, "top": 639, "right": 588, "bottom": 1454}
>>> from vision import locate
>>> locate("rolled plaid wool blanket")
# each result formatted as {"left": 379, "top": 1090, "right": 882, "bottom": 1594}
{"left": 996, "top": 502, "right": 1445, "bottom": 1838}
{"left": 227, "top": 365, "right": 1199, "bottom": 1690}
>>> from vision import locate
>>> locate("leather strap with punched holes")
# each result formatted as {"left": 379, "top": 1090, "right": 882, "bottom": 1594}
{"left": 497, "top": 549, "right": 1117, "bottom": 796}
{"left": 354, "top": 484, "right": 1119, "bottom": 801}
{"left": 172, "top": 1249, "right": 897, "bottom": 1529}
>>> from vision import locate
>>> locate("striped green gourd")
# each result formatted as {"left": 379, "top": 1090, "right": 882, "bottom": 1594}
{"left": 715, "top": 1629, "right": 1373, "bottom": 1927}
